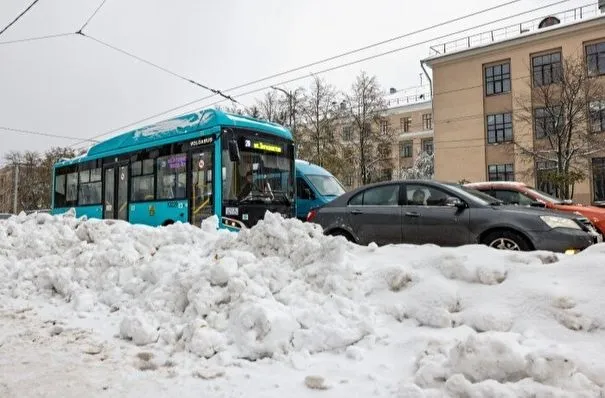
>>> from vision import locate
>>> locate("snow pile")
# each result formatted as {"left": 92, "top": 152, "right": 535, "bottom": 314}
{"left": 0, "top": 212, "right": 371, "bottom": 361}
{"left": 2, "top": 211, "right": 605, "bottom": 395}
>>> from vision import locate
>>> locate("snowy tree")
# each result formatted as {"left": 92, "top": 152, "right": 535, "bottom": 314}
{"left": 298, "top": 76, "right": 342, "bottom": 168}
{"left": 344, "top": 71, "right": 393, "bottom": 184}
{"left": 399, "top": 151, "right": 434, "bottom": 180}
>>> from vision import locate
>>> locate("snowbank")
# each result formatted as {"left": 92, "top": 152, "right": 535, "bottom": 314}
{"left": 2, "top": 211, "right": 605, "bottom": 396}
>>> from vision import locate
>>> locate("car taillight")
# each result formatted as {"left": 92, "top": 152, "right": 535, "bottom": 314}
{"left": 306, "top": 209, "right": 318, "bottom": 222}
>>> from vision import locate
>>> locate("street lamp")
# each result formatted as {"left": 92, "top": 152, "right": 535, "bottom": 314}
{"left": 270, "top": 86, "right": 301, "bottom": 139}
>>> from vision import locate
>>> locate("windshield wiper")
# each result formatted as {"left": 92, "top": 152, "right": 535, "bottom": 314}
{"left": 270, "top": 190, "right": 293, "bottom": 206}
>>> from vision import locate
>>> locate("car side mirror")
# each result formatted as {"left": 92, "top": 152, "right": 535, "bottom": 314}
{"left": 228, "top": 140, "right": 240, "bottom": 162}
{"left": 445, "top": 196, "right": 465, "bottom": 208}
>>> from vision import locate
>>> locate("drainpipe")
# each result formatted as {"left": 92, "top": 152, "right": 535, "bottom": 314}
{"left": 420, "top": 60, "right": 436, "bottom": 176}
{"left": 420, "top": 61, "right": 432, "bottom": 98}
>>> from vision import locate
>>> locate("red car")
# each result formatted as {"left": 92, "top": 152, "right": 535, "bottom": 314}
{"left": 465, "top": 181, "right": 605, "bottom": 236}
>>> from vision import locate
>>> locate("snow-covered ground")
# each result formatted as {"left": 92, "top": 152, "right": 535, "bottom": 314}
{"left": 2, "top": 211, "right": 605, "bottom": 397}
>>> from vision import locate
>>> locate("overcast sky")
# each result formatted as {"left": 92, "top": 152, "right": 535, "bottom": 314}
{"left": 0, "top": 0, "right": 591, "bottom": 160}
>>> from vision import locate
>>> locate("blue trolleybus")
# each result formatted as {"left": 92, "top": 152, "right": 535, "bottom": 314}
{"left": 51, "top": 109, "right": 296, "bottom": 229}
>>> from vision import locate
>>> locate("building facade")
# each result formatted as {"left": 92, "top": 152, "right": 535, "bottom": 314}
{"left": 423, "top": 3, "right": 605, "bottom": 204}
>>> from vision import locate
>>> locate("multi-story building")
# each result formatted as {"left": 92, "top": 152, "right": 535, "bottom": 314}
{"left": 422, "top": 2, "right": 605, "bottom": 204}
{"left": 383, "top": 89, "right": 433, "bottom": 176}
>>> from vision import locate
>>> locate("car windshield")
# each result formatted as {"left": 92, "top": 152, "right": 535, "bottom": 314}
{"left": 306, "top": 174, "right": 345, "bottom": 197}
{"left": 446, "top": 184, "right": 503, "bottom": 206}
{"left": 526, "top": 186, "right": 565, "bottom": 205}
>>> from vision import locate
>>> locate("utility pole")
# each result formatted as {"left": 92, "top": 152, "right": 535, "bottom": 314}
{"left": 13, "top": 163, "right": 19, "bottom": 214}
{"left": 270, "top": 86, "right": 298, "bottom": 140}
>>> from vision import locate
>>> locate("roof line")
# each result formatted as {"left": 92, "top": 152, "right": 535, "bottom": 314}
{"left": 423, "top": 10, "right": 605, "bottom": 65}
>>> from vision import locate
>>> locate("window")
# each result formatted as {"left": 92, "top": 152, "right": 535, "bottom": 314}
{"left": 400, "top": 141, "right": 413, "bottom": 158}
{"left": 488, "top": 164, "right": 514, "bottom": 181}
{"left": 490, "top": 189, "right": 534, "bottom": 205}
{"left": 589, "top": 100, "right": 605, "bottom": 133}
{"left": 586, "top": 41, "right": 605, "bottom": 76}
{"left": 485, "top": 62, "right": 511, "bottom": 95}
{"left": 66, "top": 172, "right": 78, "bottom": 202}
{"left": 78, "top": 168, "right": 102, "bottom": 205}
{"left": 532, "top": 52, "right": 561, "bottom": 86}
{"left": 296, "top": 177, "right": 315, "bottom": 200}
{"left": 401, "top": 117, "right": 412, "bottom": 132}
{"left": 593, "top": 157, "right": 605, "bottom": 202}
{"left": 422, "top": 114, "right": 432, "bottom": 130}
{"left": 405, "top": 184, "right": 452, "bottom": 206}
{"left": 380, "top": 120, "right": 389, "bottom": 134}
{"left": 534, "top": 106, "right": 561, "bottom": 138}
{"left": 54, "top": 174, "right": 66, "bottom": 207}
{"left": 536, "top": 160, "right": 558, "bottom": 196}
{"left": 422, "top": 139, "right": 433, "bottom": 155}
{"left": 307, "top": 175, "right": 345, "bottom": 196}
{"left": 157, "top": 154, "right": 187, "bottom": 200}
{"left": 131, "top": 159, "right": 155, "bottom": 201}
{"left": 342, "top": 126, "right": 353, "bottom": 141}
{"left": 349, "top": 184, "right": 399, "bottom": 206}
{"left": 486, "top": 113, "right": 513, "bottom": 144}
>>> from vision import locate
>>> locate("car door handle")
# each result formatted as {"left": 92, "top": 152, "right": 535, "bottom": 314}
{"left": 351, "top": 209, "right": 363, "bottom": 215}
{"left": 405, "top": 211, "right": 420, "bottom": 218}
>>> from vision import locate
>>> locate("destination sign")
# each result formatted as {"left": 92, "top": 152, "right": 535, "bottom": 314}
{"left": 252, "top": 141, "right": 282, "bottom": 154}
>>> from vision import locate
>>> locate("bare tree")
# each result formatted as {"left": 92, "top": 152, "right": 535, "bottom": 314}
{"left": 298, "top": 76, "right": 341, "bottom": 168}
{"left": 344, "top": 71, "right": 392, "bottom": 184}
{"left": 256, "top": 91, "right": 287, "bottom": 124}
{"left": 515, "top": 54, "right": 605, "bottom": 199}
{"left": 2, "top": 147, "right": 75, "bottom": 212}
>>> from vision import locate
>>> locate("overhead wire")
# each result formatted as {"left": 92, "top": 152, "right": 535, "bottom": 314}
{"left": 78, "top": 0, "right": 108, "bottom": 33}
{"left": 78, "top": 32, "right": 239, "bottom": 104}
{"left": 0, "top": 126, "right": 99, "bottom": 142}
{"left": 71, "top": 0, "right": 573, "bottom": 148}
{"left": 0, "top": 32, "right": 75, "bottom": 46}
{"left": 203, "top": 0, "right": 575, "bottom": 108}
{"left": 0, "top": 0, "right": 41, "bottom": 37}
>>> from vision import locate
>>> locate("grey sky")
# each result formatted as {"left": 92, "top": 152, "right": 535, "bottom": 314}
{"left": 0, "top": 0, "right": 590, "bottom": 159}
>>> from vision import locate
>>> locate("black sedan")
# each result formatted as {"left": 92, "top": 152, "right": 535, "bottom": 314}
{"left": 307, "top": 180, "right": 595, "bottom": 253}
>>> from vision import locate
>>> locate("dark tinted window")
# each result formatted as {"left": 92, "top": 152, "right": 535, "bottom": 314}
{"left": 485, "top": 62, "right": 511, "bottom": 95}
{"left": 296, "top": 177, "right": 314, "bottom": 200}
{"left": 349, "top": 191, "right": 363, "bottom": 206}
{"left": 532, "top": 52, "right": 561, "bottom": 86}
{"left": 348, "top": 184, "right": 399, "bottom": 206}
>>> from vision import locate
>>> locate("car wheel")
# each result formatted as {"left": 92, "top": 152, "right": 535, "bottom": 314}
{"left": 329, "top": 230, "right": 354, "bottom": 242}
{"left": 483, "top": 230, "right": 531, "bottom": 251}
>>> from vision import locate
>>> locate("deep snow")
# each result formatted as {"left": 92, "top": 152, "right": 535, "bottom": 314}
{"left": 2, "top": 211, "right": 605, "bottom": 397}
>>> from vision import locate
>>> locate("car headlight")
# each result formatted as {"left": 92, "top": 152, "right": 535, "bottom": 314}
{"left": 540, "top": 215, "right": 581, "bottom": 230}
